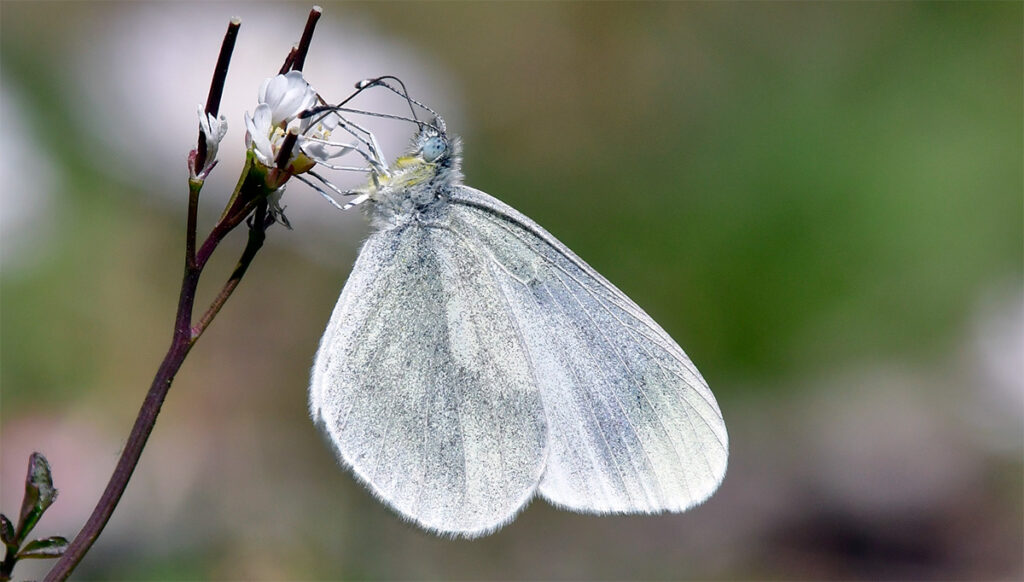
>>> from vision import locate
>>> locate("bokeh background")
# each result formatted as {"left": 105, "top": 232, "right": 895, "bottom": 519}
{"left": 2, "top": 2, "right": 1021, "bottom": 580}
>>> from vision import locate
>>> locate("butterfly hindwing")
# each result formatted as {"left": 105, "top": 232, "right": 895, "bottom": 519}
{"left": 449, "top": 186, "right": 729, "bottom": 514}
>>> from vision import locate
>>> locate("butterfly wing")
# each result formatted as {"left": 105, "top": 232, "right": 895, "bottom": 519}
{"left": 449, "top": 185, "right": 728, "bottom": 514}
{"left": 310, "top": 221, "right": 547, "bottom": 537}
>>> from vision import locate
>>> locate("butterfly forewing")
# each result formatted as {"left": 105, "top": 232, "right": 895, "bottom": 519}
{"left": 310, "top": 222, "right": 547, "bottom": 537}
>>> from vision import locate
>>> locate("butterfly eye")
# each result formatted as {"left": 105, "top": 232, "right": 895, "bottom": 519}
{"left": 421, "top": 136, "right": 447, "bottom": 162}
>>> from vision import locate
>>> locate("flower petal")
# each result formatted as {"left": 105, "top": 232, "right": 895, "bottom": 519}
{"left": 273, "top": 84, "right": 316, "bottom": 126}
{"left": 245, "top": 104, "right": 275, "bottom": 166}
{"left": 252, "top": 103, "right": 272, "bottom": 132}
{"left": 258, "top": 76, "right": 273, "bottom": 105}
{"left": 261, "top": 74, "right": 290, "bottom": 109}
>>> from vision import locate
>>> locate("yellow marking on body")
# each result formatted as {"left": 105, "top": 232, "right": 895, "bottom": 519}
{"left": 377, "top": 156, "right": 438, "bottom": 189}
{"left": 394, "top": 155, "right": 420, "bottom": 169}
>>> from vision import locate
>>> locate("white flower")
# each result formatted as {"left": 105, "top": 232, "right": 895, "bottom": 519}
{"left": 245, "top": 71, "right": 352, "bottom": 172}
{"left": 244, "top": 102, "right": 277, "bottom": 167}
{"left": 259, "top": 70, "right": 317, "bottom": 129}
{"left": 194, "top": 105, "right": 227, "bottom": 177}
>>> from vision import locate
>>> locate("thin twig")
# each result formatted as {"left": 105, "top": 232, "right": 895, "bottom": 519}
{"left": 290, "top": 6, "right": 322, "bottom": 72}
{"left": 44, "top": 197, "right": 268, "bottom": 582}
{"left": 43, "top": 17, "right": 258, "bottom": 581}
{"left": 186, "top": 179, "right": 201, "bottom": 268}
{"left": 192, "top": 201, "right": 270, "bottom": 339}
{"left": 44, "top": 264, "right": 199, "bottom": 582}
{"left": 195, "top": 19, "right": 240, "bottom": 173}
{"left": 43, "top": 8, "right": 322, "bottom": 578}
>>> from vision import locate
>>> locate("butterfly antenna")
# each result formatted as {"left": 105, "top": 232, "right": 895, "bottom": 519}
{"left": 354, "top": 75, "right": 419, "bottom": 123}
{"left": 299, "top": 73, "right": 444, "bottom": 134}
{"left": 363, "top": 77, "right": 446, "bottom": 134}
{"left": 313, "top": 105, "right": 436, "bottom": 131}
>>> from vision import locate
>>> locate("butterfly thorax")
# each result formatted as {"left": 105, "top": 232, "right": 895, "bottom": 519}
{"left": 365, "top": 130, "right": 463, "bottom": 230}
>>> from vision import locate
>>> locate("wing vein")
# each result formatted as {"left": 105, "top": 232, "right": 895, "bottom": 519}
{"left": 458, "top": 207, "right": 723, "bottom": 430}
{"left": 457, "top": 202, "right": 704, "bottom": 381}
{"left": 534, "top": 274, "right": 636, "bottom": 507}
{"left": 436, "top": 222, "right": 619, "bottom": 507}
{"left": 548, "top": 266, "right": 682, "bottom": 505}
{"left": 412, "top": 343, "right": 433, "bottom": 520}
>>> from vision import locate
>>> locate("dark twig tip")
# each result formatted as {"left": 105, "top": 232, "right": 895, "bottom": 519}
{"left": 205, "top": 19, "right": 240, "bottom": 117}
{"left": 195, "top": 17, "right": 241, "bottom": 172}
{"left": 290, "top": 6, "right": 322, "bottom": 72}
{"left": 279, "top": 45, "right": 298, "bottom": 75}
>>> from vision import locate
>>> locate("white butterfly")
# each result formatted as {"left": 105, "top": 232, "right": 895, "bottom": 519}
{"left": 308, "top": 85, "right": 728, "bottom": 538}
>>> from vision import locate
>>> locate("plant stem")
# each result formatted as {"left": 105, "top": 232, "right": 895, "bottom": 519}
{"left": 186, "top": 180, "right": 201, "bottom": 268}
{"left": 290, "top": 6, "right": 321, "bottom": 72}
{"left": 42, "top": 9, "right": 319, "bottom": 577}
{"left": 194, "top": 201, "right": 269, "bottom": 337}
{"left": 1, "top": 546, "right": 17, "bottom": 581}
{"left": 194, "top": 18, "right": 240, "bottom": 173}
{"left": 44, "top": 274, "right": 197, "bottom": 582}
{"left": 45, "top": 192, "right": 266, "bottom": 582}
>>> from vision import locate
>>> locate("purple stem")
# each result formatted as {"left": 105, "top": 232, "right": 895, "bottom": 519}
{"left": 195, "top": 19, "right": 240, "bottom": 175}
{"left": 45, "top": 195, "right": 264, "bottom": 582}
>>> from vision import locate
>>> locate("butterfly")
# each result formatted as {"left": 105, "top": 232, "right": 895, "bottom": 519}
{"left": 307, "top": 80, "right": 728, "bottom": 537}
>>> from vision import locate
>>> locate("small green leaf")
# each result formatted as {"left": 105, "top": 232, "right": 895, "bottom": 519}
{"left": 0, "top": 514, "right": 14, "bottom": 547}
{"left": 15, "top": 453, "right": 57, "bottom": 543}
{"left": 28, "top": 453, "right": 57, "bottom": 511}
{"left": 15, "top": 536, "right": 68, "bottom": 559}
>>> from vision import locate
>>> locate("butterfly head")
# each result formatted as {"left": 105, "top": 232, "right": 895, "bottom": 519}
{"left": 389, "top": 118, "right": 462, "bottom": 190}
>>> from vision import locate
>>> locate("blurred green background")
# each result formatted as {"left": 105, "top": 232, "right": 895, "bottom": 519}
{"left": 2, "top": 2, "right": 1021, "bottom": 580}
